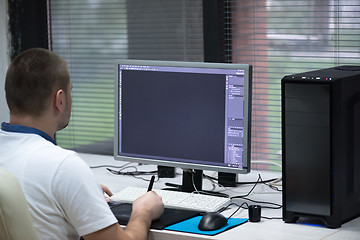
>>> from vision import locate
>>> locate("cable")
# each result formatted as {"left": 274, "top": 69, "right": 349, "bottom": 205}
{"left": 191, "top": 170, "right": 233, "bottom": 197}
{"left": 227, "top": 174, "right": 282, "bottom": 220}
{"left": 230, "top": 175, "right": 282, "bottom": 209}
{"left": 229, "top": 174, "right": 263, "bottom": 198}
{"left": 108, "top": 169, "right": 158, "bottom": 176}
{"left": 261, "top": 216, "right": 282, "bottom": 220}
{"left": 190, "top": 169, "right": 200, "bottom": 194}
{"left": 89, "top": 162, "right": 133, "bottom": 169}
{"left": 203, "top": 173, "right": 279, "bottom": 186}
{"left": 106, "top": 166, "right": 138, "bottom": 174}
{"left": 263, "top": 178, "right": 282, "bottom": 192}
{"left": 240, "top": 197, "right": 282, "bottom": 209}
{"left": 251, "top": 160, "right": 283, "bottom": 187}
{"left": 258, "top": 174, "right": 282, "bottom": 192}
{"left": 222, "top": 202, "right": 282, "bottom": 221}
{"left": 106, "top": 165, "right": 158, "bottom": 181}
{"left": 164, "top": 171, "right": 280, "bottom": 198}
{"left": 227, "top": 202, "right": 249, "bottom": 219}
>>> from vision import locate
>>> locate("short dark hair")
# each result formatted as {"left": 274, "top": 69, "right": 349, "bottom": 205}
{"left": 5, "top": 48, "right": 70, "bottom": 116}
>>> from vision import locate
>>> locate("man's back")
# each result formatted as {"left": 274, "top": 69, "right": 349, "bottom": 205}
{"left": 0, "top": 127, "right": 117, "bottom": 239}
{"left": 1, "top": 48, "right": 164, "bottom": 240}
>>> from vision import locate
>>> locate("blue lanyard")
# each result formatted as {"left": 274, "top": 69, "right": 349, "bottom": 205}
{"left": 1, "top": 122, "right": 56, "bottom": 145}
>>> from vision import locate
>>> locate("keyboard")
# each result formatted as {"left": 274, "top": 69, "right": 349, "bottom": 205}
{"left": 110, "top": 186, "right": 231, "bottom": 212}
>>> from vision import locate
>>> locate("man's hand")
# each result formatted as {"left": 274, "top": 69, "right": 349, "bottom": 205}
{"left": 83, "top": 188, "right": 164, "bottom": 240}
{"left": 132, "top": 191, "right": 164, "bottom": 221}
{"left": 100, "top": 184, "right": 113, "bottom": 202}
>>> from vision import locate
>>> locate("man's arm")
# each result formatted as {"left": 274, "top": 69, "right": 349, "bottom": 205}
{"left": 83, "top": 191, "right": 164, "bottom": 240}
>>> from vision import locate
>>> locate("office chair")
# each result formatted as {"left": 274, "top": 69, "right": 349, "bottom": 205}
{"left": 0, "top": 167, "right": 39, "bottom": 240}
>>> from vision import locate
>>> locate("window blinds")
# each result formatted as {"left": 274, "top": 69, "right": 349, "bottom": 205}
{"left": 227, "top": 0, "right": 360, "bottom": 171}
{"left": 50, "top": 0, "right": 203, "bottom": 155}
{"left": 50, "top": 0, "right": 360, "bottom": 170}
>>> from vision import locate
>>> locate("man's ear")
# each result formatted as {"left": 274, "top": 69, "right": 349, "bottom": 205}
{"left": 54, "top": 89, "right": 66, "bottom": 112}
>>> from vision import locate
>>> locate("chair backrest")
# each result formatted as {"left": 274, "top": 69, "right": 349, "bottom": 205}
{"left": 0, "top": 167, "right": 39, "bottom": 240}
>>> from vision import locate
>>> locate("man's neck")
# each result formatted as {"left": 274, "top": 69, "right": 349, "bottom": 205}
{"left": 9, "top": 114, "right": 56, "bottom": 140}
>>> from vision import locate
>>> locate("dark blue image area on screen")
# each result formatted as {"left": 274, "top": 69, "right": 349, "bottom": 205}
{"left": 121, "top": 70, "right": 225, "bottom": 164}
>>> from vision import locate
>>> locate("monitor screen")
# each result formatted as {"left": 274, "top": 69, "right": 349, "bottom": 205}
{"left": 114, "top": 60, "right": 252, "bottom": 175}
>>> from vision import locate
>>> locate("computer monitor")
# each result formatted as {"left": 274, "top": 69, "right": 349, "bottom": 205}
{"left": 114, "top": 60, "right": 252, "bottom": 191}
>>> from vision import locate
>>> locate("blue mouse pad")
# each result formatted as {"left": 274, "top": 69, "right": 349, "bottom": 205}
{"left": 164, "top": 216, "right": 248, "bottom": 236}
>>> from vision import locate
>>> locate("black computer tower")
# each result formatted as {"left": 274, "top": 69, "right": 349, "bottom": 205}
{"left": 282, "top": 66, "right": 360, "bottom": 228}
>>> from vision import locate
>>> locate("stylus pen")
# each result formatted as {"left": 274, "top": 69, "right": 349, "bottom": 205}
{"left": 147, "top": 175, "right": 155, "bottom": 192}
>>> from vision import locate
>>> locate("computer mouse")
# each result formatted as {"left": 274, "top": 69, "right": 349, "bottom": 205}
{"left": 198, "top": 212, "right": 228, "bottom": 231}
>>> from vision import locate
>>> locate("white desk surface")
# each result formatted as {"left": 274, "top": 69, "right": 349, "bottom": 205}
{"left": 80, "top": 153, "right": 360, "bottom": 240}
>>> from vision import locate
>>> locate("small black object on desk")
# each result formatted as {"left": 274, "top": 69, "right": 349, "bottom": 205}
{"left": 248, "top": 205, "right": 261, "bottom": 222}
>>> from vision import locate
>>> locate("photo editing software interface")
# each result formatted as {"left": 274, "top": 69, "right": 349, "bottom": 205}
{"left": 115, "top": 61, "right": 251, "bottom": 173}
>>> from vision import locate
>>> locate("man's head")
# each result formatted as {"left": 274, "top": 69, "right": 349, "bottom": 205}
{"left": 5, "top": 48, "right": 70, "bottom": 117}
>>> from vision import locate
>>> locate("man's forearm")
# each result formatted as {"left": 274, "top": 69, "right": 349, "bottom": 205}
{"left": 125, "top": 213, "right": 152, "bottom": 240}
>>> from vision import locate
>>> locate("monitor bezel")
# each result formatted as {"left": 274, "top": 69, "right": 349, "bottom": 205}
{"left": 114, "top": 59, "right": 252, "bottom": 174}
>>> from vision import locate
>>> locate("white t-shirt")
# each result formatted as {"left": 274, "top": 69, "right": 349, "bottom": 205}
{"left": 0, "top": 127, "right": 118, "bottom": 239}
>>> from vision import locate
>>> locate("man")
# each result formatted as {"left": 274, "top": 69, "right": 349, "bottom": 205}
{"left": 0, "top": 48, "right": 164, "bottom": 240}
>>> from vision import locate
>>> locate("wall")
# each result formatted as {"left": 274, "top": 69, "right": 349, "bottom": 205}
{"left": 0, "top": 0, "right": 10, "bottom": 122}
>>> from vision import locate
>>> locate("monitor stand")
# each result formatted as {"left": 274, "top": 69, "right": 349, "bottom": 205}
{"left": 181, "top": 169, "right": 203, "bottom": 192}
{"left": 180, "top": 169, "right": 238, "bottom": 192}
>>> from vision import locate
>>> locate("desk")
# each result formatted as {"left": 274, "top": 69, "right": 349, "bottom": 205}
{"left": 80, "top": 153, "right": 360, "bottom": 240}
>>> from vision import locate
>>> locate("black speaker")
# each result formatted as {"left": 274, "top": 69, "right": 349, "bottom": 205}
{"left": 157, "top": 165, "right": 176, "bottom": 178}
{"left": 282, "top": 66, "right": 360, "bottom": 228}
